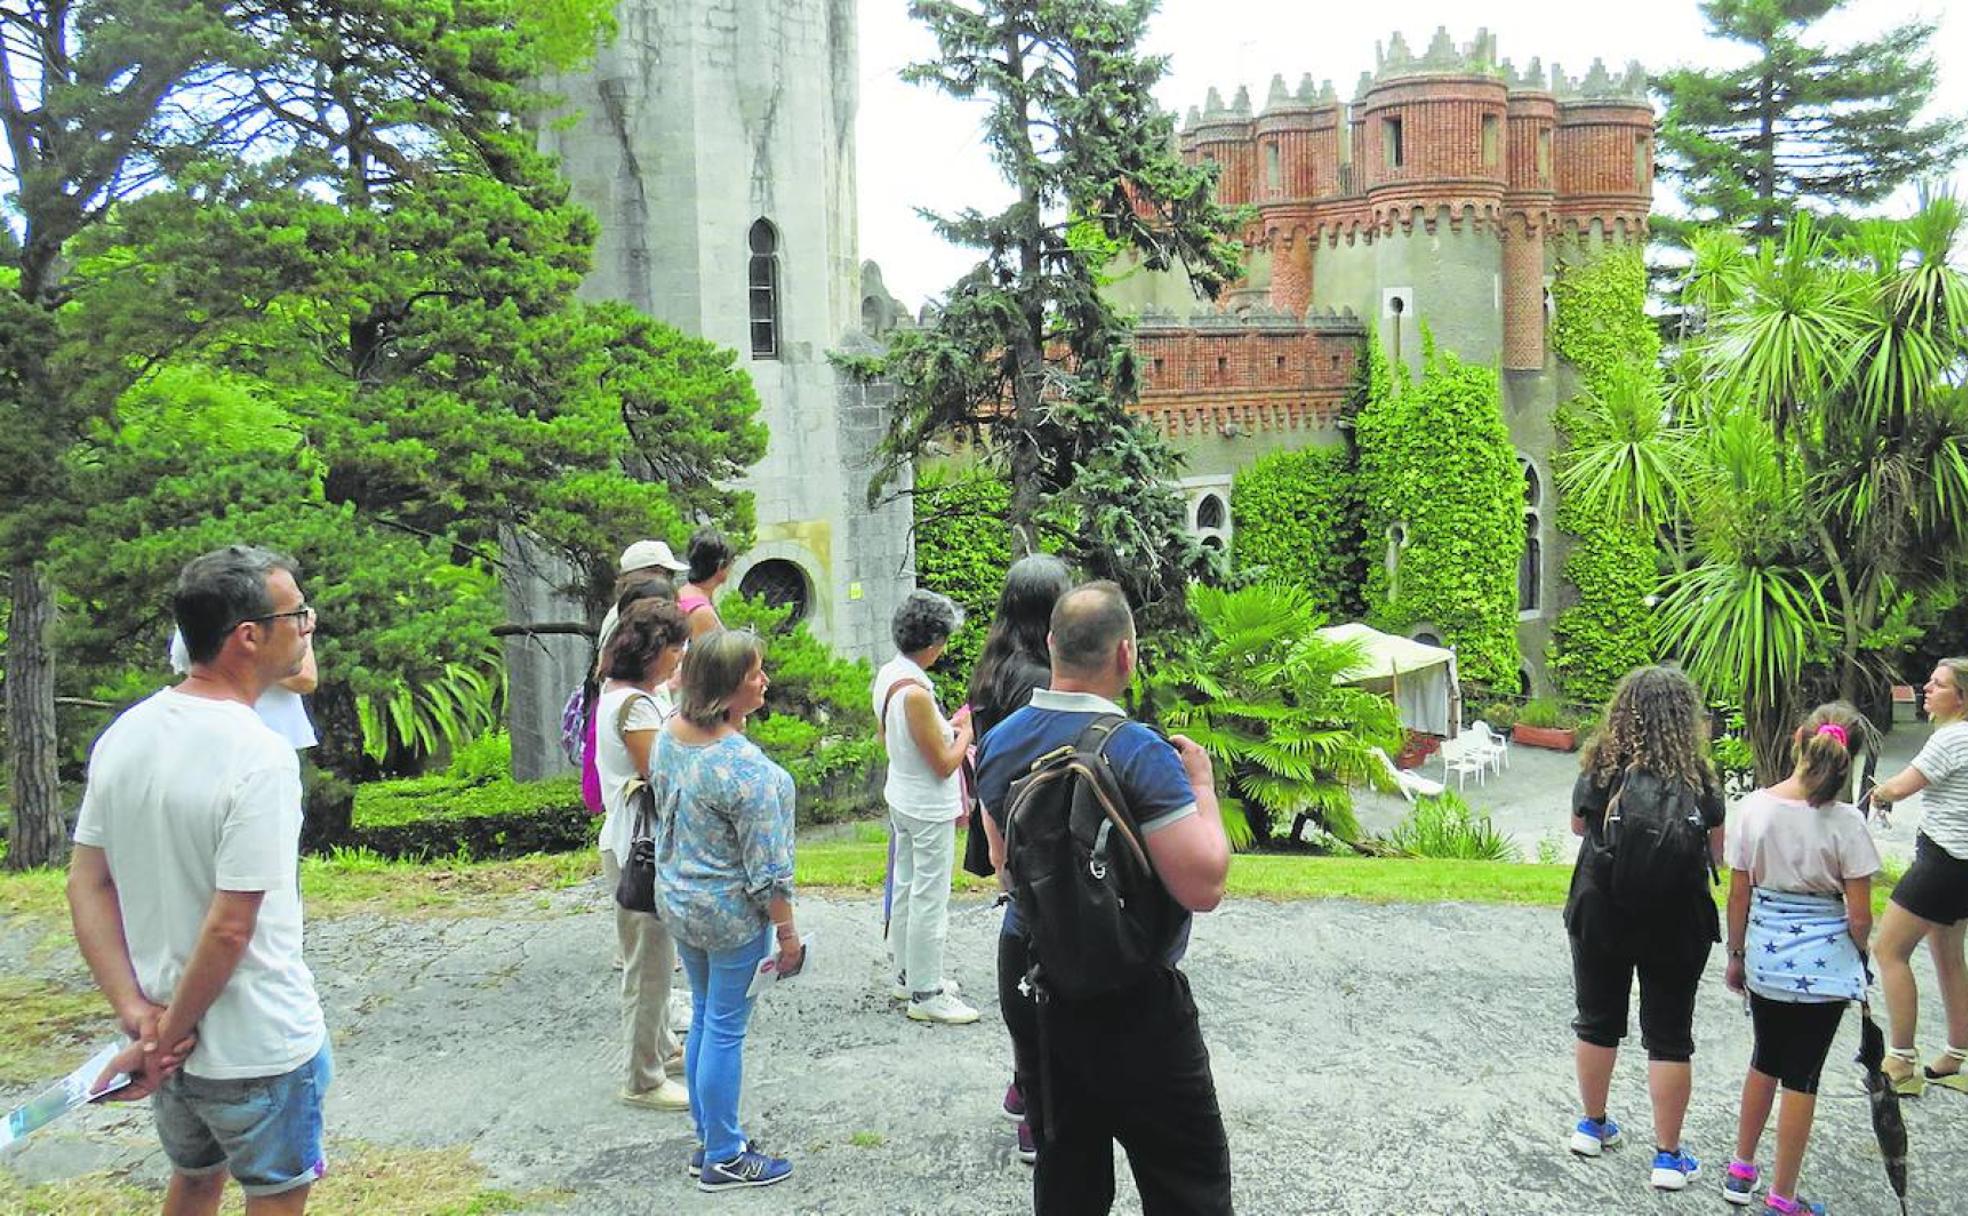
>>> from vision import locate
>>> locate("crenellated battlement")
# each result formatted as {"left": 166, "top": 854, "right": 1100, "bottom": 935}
{"left": 1179, "top": 27, "right": 1652, "bottom": 239}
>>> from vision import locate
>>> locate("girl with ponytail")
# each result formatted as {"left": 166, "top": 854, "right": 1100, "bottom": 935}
{"left": 1720, "top": 702, "right": 1882, "bottom": 1214}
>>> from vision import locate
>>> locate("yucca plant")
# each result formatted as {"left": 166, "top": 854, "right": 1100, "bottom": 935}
{"left": 1388, "top": 791, "right": 1518, "bottom": 862}
{"left": 1139, "top": 583, "right": 1404, "bottom": 850}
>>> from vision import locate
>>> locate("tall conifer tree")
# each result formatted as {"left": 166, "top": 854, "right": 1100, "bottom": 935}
{"left": 867, "top": 0, "right": 1244, "bottom": 616}
{"left": 1655, "top": 0, "right": 1964, "bottom": 244}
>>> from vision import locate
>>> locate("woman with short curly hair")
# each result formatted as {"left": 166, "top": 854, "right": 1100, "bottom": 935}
{"left": 1564, "top": 665, "right": 1726, "bottom": 1193}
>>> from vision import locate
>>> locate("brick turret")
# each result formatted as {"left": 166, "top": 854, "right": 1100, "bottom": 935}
{"left": 1551, "top": 60, "right": 1653, "bottom": 244}
{"left": 1185, "top": 86, "right": 1255, "bottom": 208}
{"left": 1121, "top": 29, "right": 1659, "bottom": 702}
{"left": 1501, "top": 59, "right": 1557, "bottom": 370}
{"left": 1166, "top": 29, "right": 1653, "bottom": 372}
{"left": 1354, "top": 28, "right": 1508, "bottom": 234}
{"left": 1252, "top": 75, "right": 1342, "bottom": 315}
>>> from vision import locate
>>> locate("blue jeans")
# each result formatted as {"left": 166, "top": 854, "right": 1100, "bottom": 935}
{"left": 677, "top": 927, "right": 771, "bottom": 1162}
{"left": 153, "top": 1044, "right": 332, "bottom": 1197}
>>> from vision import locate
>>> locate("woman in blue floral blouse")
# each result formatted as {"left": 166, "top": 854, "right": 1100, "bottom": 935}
{"left": 649, "top": 628, "right": 804, "bottom": 1192}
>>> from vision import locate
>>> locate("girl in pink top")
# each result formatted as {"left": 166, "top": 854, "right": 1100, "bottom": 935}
{"left": 1721, "top": 702, "right": 1881, "bottom": 1215}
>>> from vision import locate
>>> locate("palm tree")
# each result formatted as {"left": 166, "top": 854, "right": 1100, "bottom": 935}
{"left": 1662, "top": 192, "right": 1968, "bottom": 774}
{"left": 1138, "top": 582, "right": 1403, "bottom": 850}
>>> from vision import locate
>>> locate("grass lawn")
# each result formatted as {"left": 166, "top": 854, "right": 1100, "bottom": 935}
{"left": 1, "top": 822, "right": 1901, "bottom": 938}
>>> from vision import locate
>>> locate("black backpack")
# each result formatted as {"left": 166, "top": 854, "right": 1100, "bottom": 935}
{"left": 1001, "top": 714, "right": 1183, "bottom": 1003}
{"left": 1599, "top": 767, "right": 1717, "bottom": 911}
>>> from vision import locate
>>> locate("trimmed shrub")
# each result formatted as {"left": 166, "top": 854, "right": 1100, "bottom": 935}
{"left": 349, "top": 773, "right": 593, "bottom": 860}
{"left": 1354, "top": 339, "right": 1523, "bottom": 687}
{"left": 1230, "top": 444, "right": 1362, "bottom": 616}
{"left": 1548, "top": 496, "right": 1655, "bottom": 704}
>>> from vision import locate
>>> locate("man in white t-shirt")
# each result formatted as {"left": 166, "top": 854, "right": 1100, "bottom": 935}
{"left": 68, "top": 545, "right": 330, "bottom": 1214}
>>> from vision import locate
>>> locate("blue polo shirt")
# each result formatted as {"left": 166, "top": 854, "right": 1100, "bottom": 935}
{"left": 974, "top": 689, "right": 1198, "bottom": 958}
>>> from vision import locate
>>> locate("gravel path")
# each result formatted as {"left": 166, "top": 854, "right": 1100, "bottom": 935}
{"left": 8, "top": 879, "right": 1965, "bottom": 1214}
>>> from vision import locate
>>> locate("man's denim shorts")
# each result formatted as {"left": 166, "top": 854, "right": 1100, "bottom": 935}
{"left": 153, "top": 1044, "right": 331, "bottom": 1196}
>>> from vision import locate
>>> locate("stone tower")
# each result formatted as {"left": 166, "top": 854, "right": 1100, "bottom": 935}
{"left": 505, "top": 0, "right": 912, "bottom": 778}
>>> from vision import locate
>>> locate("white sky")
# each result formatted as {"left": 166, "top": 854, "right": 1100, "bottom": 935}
{"left": 855, "top": 0, "right": 1968, "bottom": 310}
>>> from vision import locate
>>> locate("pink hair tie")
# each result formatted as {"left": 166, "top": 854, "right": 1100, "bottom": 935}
{"left": 1816, "top": 722, "right": 1849, "bottom": 747}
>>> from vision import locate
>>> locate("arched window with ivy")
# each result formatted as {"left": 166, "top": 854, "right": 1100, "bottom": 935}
{"left": 748, "top": 218, "right": 781, "bottom": 359}
{"left": 1519, "top": 513, "right": 1542, "bottom": 612}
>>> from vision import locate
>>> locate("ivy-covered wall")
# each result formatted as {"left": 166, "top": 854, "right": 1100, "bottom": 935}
{"left": 1229, "top": 443, "right": 1362, "bottom": 618}
{"left": 1354, "top": 339, "right": 1523, "bottom": 687}
{"left": 1547, "top": 246, "right": 1660, "bottom": 703}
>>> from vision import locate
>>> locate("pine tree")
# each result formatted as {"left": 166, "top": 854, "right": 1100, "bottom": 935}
{"left": 864, "top": 0, "right": 1244, "bottom": 616}
{"left": 1655, "top": 0, "right": 1965, "bottom": 244}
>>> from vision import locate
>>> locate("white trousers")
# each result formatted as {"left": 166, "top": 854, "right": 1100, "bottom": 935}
{"left": 887, "top": 809, "right": 957, "bottom": 996}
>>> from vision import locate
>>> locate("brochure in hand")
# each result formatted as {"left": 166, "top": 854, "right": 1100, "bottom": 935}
{"left": 0, "top": 1041, "right": 132, "bottom": 1153}
{"left": 745, "top": 933, "right": 815, "bottom": 999}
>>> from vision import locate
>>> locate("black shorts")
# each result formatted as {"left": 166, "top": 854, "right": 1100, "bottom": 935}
{"left": 1570, "top": 931, "right": 1711, "bottom": 1062}
{"left": 1891, "top": 834, "right": 1968, "bottom": 925}
{"left": 1748, "top": 994, "right": 1846, "bottom": 1093}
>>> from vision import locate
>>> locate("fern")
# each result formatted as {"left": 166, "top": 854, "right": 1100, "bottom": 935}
{"left": 1139, "top": 583, "right": 1405, "bottom": 849}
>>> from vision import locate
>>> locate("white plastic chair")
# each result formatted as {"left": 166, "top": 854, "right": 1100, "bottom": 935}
{"left": 1371, "top": 745, "right": 1445, "bottom": 803}
{"left": 1438, "top": 735, "right": 1488, "bottom": 790}
{"left": 1465, "top": 720, "right": 1510, "bottom": 775}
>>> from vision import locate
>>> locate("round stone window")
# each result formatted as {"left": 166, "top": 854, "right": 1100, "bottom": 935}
{"left": 738, "top": 559, "right": 812, "bottom": 625}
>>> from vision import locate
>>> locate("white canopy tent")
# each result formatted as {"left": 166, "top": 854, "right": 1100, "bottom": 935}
{"left": 1316, "top": 622, "right": 1461, "bottom": 737}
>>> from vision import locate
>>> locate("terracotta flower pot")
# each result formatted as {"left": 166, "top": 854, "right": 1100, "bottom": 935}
{"left": 1512, "top": 723, "right": 1578, "bottom": 752}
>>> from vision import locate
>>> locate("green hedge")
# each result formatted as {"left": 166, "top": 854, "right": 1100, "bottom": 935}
{"left": 349, "top": 773, "right": 594, "bottom": 860}
{"left": 1354, "top": 339, "right": 1522, "bottom": 687}
{"left": 1548, "top": 247, "right": 1660, "bottom": 701}
{"left": 912, "top": 462, "right": 1012, "bottom": 701}
{"left": 1230, "top": 444, "right": 1362, "bottom": 616}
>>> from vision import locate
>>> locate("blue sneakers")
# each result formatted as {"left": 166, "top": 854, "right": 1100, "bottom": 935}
{"left": 1568, "top": 1115, "right": 1623, "bottom": 1157}
{"left": 699, "top": 1146, "right": 792, "bottom": 1192}
{"left": 690, "top": 1139, "right": 754, "bottom": 1178}
{"left": 1650, "top": 1146, "right": 1702, "bottom": 1191}
{"left": 1723, "top": 1159, "right": 1759, "bottom": 1206}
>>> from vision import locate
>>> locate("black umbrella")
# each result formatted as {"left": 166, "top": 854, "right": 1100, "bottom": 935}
{"left": 1856, "top": 993, "right": 1911, "bottom": 1215}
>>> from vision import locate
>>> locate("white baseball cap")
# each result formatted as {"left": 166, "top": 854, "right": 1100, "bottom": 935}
{"left": 618, "top": 539, "right": 689, "bottom": 574}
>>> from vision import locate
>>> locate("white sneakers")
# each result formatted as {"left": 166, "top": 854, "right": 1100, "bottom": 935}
{"left": 907, "top": 991, "right": 981, "bottom": 1025}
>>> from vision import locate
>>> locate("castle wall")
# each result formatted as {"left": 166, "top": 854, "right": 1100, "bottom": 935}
{"left": 1124, "top": 29, "right": 1653, "bottom": 698}
{"left": 1369, "top": 222, "right": 1503, "bottom": 375}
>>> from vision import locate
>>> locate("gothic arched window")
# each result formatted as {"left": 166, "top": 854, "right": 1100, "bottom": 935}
{"left": 748, "top": 219, "right": 781, "bottom": 359}
{"left": 1196, "top": 493, "right": 1226, "bottom": 530}
{"left": 1519, "top": 512, "right": 1542, "bottom": 612}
